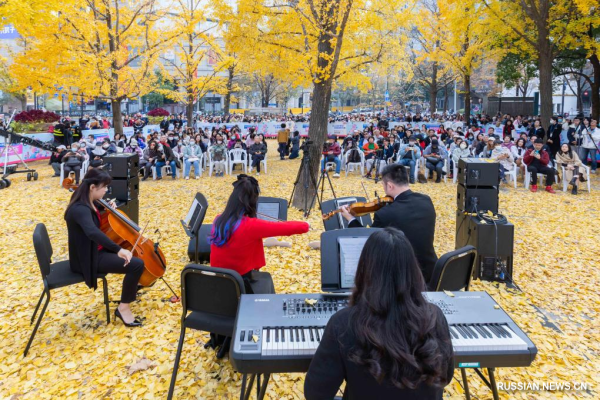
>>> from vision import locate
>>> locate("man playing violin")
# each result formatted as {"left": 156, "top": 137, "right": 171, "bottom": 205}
{"left": 340, "top": 163, "right": 438, "bottom": 282}
{"left": 64, "top": 168, "right": 144, "bottom": 327}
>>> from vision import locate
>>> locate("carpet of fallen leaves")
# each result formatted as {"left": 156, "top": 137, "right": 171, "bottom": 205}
{"left": 0, "top": 143, "right": 599, "bottom": 400}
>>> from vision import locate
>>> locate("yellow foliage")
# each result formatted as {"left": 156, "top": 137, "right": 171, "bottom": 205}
{"left": 0, "top": 143, "right": 599, "bottom": 398}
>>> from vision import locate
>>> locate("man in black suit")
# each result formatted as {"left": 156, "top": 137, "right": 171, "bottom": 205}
{"left": 340, "top": 164, "right": 438, "bottom": 281}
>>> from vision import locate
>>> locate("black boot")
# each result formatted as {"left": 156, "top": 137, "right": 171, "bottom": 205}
{"left": 569, "top": 177, "right": 577, "bottom": 186}
{"left": 571, "top": 185, "right": 578, "bottom": 195}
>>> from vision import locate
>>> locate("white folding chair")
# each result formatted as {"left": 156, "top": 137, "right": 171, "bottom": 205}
{"left": 59, "top": 161, "right": 86, "bottom": 186}
{"left": 208, "top": 150, "right": 229, "bottom": 176}
{"left": 344, "top": 150, "right": 365, "bottom": 176}
{"left": 504, "top": 162, "right": 518, "bottom": 188}
{"left": 559, "top": 165, "right": 591, "bottom": 193}
{"left": 228, "top": 148, "right": 248, "bottom": 174}
{"left": 152, "top": 164, "right": 180, "bottom": 180}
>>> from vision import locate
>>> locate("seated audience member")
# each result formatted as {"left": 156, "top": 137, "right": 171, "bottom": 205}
{"left": 479, "top": 137, "right": 496, "bottom": 158}
{"left": 183, "top": 137, "right": 202, "bottom": 180}
{"left": 141, "top": 141, "right": 159, "bottom": 181}
{"left": 209, "top": 175, "right": 309, "bottom": 294}
{"left": 511, "top": 138, "right": 528, "bottom": 172}
{"left": 490, "top": 139, "right": 514, "bottom": 183}
{"left": 90, "top": 141, "right": 107, "bottom": 168}
{"left": 50, "top": 145, "right": 67, "bottom": 177}
{"left": 74, "top": 142, "right": 89, "bottom": 162}
{"left": 62, "top": 145, "right": 86, "bottom": 184}
{"left": 502, "top": 135, "right": 514, "bottom": 151}
{"left": 423, "top": 138, "right": 448, "bottom": 183}
{"left": 322, "top": 135, "right": 342, "bottom": 178}
{"left": 305, "top": 228, "right": 454, "bottom": 400}
{"left": 556, "top": 143, "right": 584, "bottom": 195}
{"left": 397, "top": 136, "right": 421, "bottom": 184}
{"left": 210, "top": 133, "right": 228, "bottom": 177}
{"left": 523, "top": 138, "right": 555, "bottom": 193}
{"left": 124, "top": 138, "right": 143, "bottom": 159}
{"left": 156, "top": 135, "right": 178, "bottom": 180}
{"left": 451, "top": 138, "right": 471, "bottom": 176}
{"left": 102, "top": 138, "right": 117, "bottom": 155}
{"left": 248, "top": 135, "right": 268, "bottom": 175}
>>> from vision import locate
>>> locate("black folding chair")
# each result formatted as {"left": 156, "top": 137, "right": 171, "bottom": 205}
{"left": 25, "top": 223, "right": 110, "bottom": 357}
{"left": 427, "top": 245, "right": 477, "bottom": 292}
{"left": 167, "top": 264, "right": 245, "bottom": 400}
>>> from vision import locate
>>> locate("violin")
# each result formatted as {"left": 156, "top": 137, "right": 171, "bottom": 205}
{"left": 96, "top": 198, "right": 168, "bottom": 287}
{"left": 322, "top": 196, "right": 394, "bottom": 221}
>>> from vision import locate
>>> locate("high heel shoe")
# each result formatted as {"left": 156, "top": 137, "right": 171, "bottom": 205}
{"left": 115, "top": 308, "right": 142, "bottom": 327}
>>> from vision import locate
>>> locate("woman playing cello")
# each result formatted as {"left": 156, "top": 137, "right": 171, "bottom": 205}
{"left": 64, "top": 168, "right": 144, "bottom": 327}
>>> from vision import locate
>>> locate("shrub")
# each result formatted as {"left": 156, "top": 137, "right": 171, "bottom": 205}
{"left": 14, "top": 110, "right": 61, "bottom": 123}
{"left": 147, "top": 116, "right": 165, "bottom": 125}
{"left": 147, "top": 108, "right": 170, "bottom": 117}
{"left": 11, "top": 121, "right": 53, "bottom": 133}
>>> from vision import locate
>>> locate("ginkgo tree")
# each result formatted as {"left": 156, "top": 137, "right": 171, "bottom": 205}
{"left": 158, "top": 0, "right": 232, "bottom": 122}
{"left": 216, "top": 0, "right": 412, "bottom": 208}
{"left": 4, "top": 0, "right": 180, "bottom": 135}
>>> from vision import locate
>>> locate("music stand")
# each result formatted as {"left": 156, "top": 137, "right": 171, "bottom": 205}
{"left": 321, "top": 196, "right": 373, "bottom": 231}
{"left": 320, "top": 228, "right": 380, "bottom": 293}
{"left": 257, "top": 197, "right": 288, "bottom": 221}
{"left": 181, "top": 192, "right": 208, "bottom": 264}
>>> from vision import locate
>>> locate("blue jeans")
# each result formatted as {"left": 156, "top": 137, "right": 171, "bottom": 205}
{"left": 579, "top": 147, "right": 598, "bottom": 171}
{"left": 321, "top": 157, "right": 341, "bottom": 173}
{"left": 155, "top": 160, "right": 177, "bottom": 178}
{"left": 184, "top": 159, "right": 200, "bottom": 177}
{"left": 278, "top": 143, "right": 287, "bottom": 159}
{"left": 397, "top": 158, "right": 416, "bottom": 180}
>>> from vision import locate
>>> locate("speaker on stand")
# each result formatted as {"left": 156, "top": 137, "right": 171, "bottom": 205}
{"left": 103, "top": 153, "right": 140, "bottom": 224}
{"left": 455, "top": 158, "right": 516, "bottom": 286}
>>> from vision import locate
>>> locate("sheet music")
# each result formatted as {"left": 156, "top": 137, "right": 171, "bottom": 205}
{"left": 257, "top": 202, "right": 280, "bottom": 221}
{"left": 339, "top": 236, "right": 368, "bottom": 288}
{"left": 184, "top": 199, "right": 202, "bottom": 230}
{"left": 335, "top": 197, "right": 362, "bottom": 228}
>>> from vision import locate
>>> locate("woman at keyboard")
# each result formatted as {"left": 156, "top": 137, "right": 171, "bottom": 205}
{"left": 209, "top": 174, "right": 309, "bottom": 294}
{"left": 305, "top": 227, "right": 454, "bottom": 399}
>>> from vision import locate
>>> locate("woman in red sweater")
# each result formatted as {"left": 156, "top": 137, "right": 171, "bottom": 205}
{"left": 209, "top": 174, "right": 309, "bottom": 293}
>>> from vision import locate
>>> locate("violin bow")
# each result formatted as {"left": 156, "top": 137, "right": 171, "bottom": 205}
{"left": 360, "top": 182, "right": 370, "bottom": 201}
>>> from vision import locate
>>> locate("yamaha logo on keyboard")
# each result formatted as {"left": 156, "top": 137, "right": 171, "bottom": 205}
{"left": 254, "top": 299, "right": 270, "bottom": 302}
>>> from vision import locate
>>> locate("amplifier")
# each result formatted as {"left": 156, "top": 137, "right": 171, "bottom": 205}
{"left": 457, "top": 183, "right": 498, "bottom": 213}
{"left": 116, "top": 199, "right": 139, "bottom": 225}
{"left": 104, "top": 176, "right": 139, "bottom": 202}
{"left": 455, "top": 212, "right": 514, "bottom": 283}
{"left": 457, "top": 158, "right": 500, "bottom": 187}
{"left": 103, "top": 153, "right": 139, "bottom": 179}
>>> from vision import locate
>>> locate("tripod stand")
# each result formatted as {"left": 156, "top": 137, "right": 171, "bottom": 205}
{"left": 288, "top": 151, "right": 337, "bottom": 218}
{"left": 365, "top": 150, "right": 385, "bottom": 183}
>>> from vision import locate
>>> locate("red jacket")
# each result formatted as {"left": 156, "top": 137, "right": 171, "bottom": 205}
{"left": 210, "top": 216, "right": 309, "bottom": 276}
{"left": 523, "top": 148, "right": 550, "bottom": 166}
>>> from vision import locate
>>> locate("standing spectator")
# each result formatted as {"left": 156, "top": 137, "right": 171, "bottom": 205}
{"left": 289, "top": 131, "right": 300, "bottom": 159}
{"left": 183, "top": 137, "right": 202, "bottom": 180}
{"left": 528, "top": 119, "right": 545, "bottom": 140}
{"left": 322, "top": 135, "right": 342, "bottom": 178}
{"left": 79, "top": 114, "right": 90, "bottom": 130}
{"left": 49, "top": 145, "right": 67, "bottom": 177}
{"left": 248, "top": 135, "right": 268, "bottom": 175}
{"left": 102, "top": 117, "right": 111, "bottom": 129}
{"left": 160, "top": 116, "right": 170, "bottom": 133}
{"left": 423, "top": 138, "right": 448, "bottom": 183}
{"left": 53, "top": 120, "right": 66, "bottom": 146}
{"left": 580, "top": 118, "right": 599, "bottom": 173}
{"left": 523, "top": 138, "right": 555, "bottom": 193}
{"left": 277, "top": 123, "right": 290, "bottom": 160}
{"left": 397, "top": 136, "right": 421, "bottom": 184}
{"left": 502, "top": 119, "right": 515, "bottom": 139}
{"left": 556, "top": 143, "right": 584, "bottom": 195}
{"left": 546, "top": 117, "right": 562, "bottom": 159}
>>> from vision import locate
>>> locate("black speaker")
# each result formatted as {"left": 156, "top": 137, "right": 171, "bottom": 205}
{"left": 457, "top": 183, "right": 499, "bottom": 213}
{"left": 103, "top": 153, "right": 139, "bottom": 179}
{"left": 116, "top": 199, "right": 139, "bottom": 225}
{"left": 455, "top": 212, "right": 514, "bottom": 283}
{"left": 104, "top": 176, "right": 139, "bottom": 202}
{"left": 457, "top": 158, "right": 500, "bottom": 187}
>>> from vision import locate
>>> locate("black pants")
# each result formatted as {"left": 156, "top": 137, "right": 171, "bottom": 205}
{"left": 242, "top": 270, "right": 275, "bottom": 294}
{"left": 97, "top": 251, "right": 144, "bottom": 303}
{"left": 278, "top": 143, "right": 287, "bottom": 159}
{"left": 251, "top": 154, "right": 264, "bottom": 172}
{"left": 527, "top": 165, "right": 555, "bottom": 186}
{"left": 63, "top": 165, "right": 81, "bottom": 183}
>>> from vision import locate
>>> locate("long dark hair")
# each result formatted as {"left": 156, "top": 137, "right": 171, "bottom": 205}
{"left": 64, "top": 168, "right": 112, "bottom": 219}
{"left": 348, "top": 228, "right": 452, "bottom": 389}
{"left": 559, "top": 143, "right": 573, "bottom": 158}
{"left": 209, "top": 175, "right": 259, "bottom": 247}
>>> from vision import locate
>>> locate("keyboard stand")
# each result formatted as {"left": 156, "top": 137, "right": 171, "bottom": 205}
{"left": 461, "top": 367, "right": 499, "bottom": 400}
{"left": 240, "top": 373, "right": 270, "bottom": 400}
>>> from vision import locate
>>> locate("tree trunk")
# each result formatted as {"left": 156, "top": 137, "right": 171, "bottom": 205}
{"left": 186, "top": 86, "right": 194, "bottom": 123}
{"left": 291, "top": 80, "right": 332, "bottom": 210}
{"left": 463, "top": 74, "right": 471, "bottom": 123}
{"left": 224, "top": 65, "right": 234, "bottom": 115}
{"left": 429, "top": 62, "right": 438, "bottom": 114}
{"left": 589, "top": 54, "right": 600, "bottom": 120}
{"left": 112, "top": 100, "right": 123, "bottom": 136}
{"left": 443, "top": 83, "right": 448, "bottom": 113}
{"left": 18, "top": 94, "right": 26, "bottom": 111}
{"left": 537, "top": 42, "right": 554, "bottom": 130}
